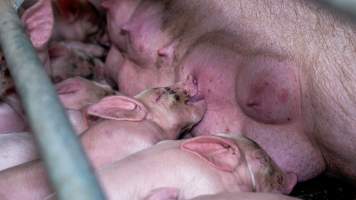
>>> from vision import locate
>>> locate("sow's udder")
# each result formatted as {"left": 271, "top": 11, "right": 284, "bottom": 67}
{"left": 235, "top": 55, "right": 300, "bottom": 125}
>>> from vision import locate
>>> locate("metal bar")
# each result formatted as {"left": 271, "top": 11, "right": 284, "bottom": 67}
{"left": 321, "top": 0, "right": 356, "bottom": 17}
{"left": 13, "top": 0, "right": 24, "bottom": 10}
{"left": 0, "top": 0, "right": 106, "bottom": 199}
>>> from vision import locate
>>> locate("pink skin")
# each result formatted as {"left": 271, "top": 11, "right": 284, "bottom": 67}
{"left": 81, "top": 82, "right": 206, "bottom": 169}
{"left": 105, "top": 0, "right": 356, "bottom": 182}
{"left": 102, "top": 0, "right": 142, "bottom": 52}
{"left": 0, "top": 111, "right": 83, "bottom": 172}
{"left": 103, "top": 0, "right": 176, "bottom": 96}
{"left": 103, "top": 47, "right": 124, "bottom": 87}
{"left": 0, "top": 98, "right": 87, "bottom": 136}
{"left": 105, "top": 47, "right": 176, "bottom": 97}
{"left": 0, "top": 93, "right": 27, "bottom": 134}
{"left": 98, "top": 135, "right": 296, "bottom": 200}
{"left": 188, "top": 192, "right": 301, "bottom": 200}
{"left": 0, "top": 102, "right": 26, "bottom": 134}
{"left": 66, "top": 109, "right": 88, "bottom": 134}
{"left": 0, "top": 161, "right": 52, "bottom": 200}
{"left": 118, "top": 0, "right": 174, "bottom": 66}
{"left": 0, "top": 133, "right": 38, "bottom": 171}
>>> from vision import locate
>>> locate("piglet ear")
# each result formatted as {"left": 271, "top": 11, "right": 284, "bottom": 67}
{"left": 55, "top": 77, "right": 83, "bottom": 95}
{"left": 144, "top": 188, "right": 179, "bottom": 200}
{"left": 281, "top": 172, "right": 297, "bottom": 194}
{"left": 86, "top": 96, "right": 147, "bottom": 121}
{"left": 181, "top": 136, "right": 240, "bottom": 172}
{"left": 21, "top": 0, "right": 54, "bottom": 49}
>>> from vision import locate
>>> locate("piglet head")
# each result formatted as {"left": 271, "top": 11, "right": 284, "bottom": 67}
{"left": 181, "top": 135, "right": 297, "bottom": 194}
{"left": 238, "top": 137, "right": 297, "bottom": 194}
{"left": 134, "top": 84, "right": 206, "bottom": 139}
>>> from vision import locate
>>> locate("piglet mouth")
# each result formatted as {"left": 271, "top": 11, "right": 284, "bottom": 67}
{"left": 155, "top": 92, "right": 164, "bottom": 102}
{"left": 172, "top": 77, "right": 205, "bottom": 105}
{"left": 186, "top": 94, "right": 205, "bottom": 104}
{"left": 183, "top": 79, "right": 205, "bottom": 104}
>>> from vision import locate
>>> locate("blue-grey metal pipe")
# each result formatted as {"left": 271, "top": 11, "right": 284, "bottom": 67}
{"left": 0, "top": 0, "right": 106, "bottom": 199}
{"left": 320, "top": 0, "right": 356, "bottom": 18}
{"left": 13, "top": 0, "right": 24, "bottom": 10}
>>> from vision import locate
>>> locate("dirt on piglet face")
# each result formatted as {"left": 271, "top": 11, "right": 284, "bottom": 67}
{"left": 247, "top": 148, "right": 293, "bottom": 194}
{"left": 136, "top": 87, "right": 206, "bottom": 135}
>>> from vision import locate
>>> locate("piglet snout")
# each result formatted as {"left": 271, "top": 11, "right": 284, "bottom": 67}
{"left": 187, "top": 94, "right": 205, "bottom": 104}
{"left": 172, "top": 75, "right": 200, "bottom": 99}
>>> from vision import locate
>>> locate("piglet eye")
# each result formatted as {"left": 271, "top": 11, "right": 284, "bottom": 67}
{"left": 120, "top": 28, "right": 129, "bottom": 36}
{"left": 174, "top": 94, "right": 180, "bottom": 101}
{"left": 222, "top": 144, "right": 231, "bottom": 148}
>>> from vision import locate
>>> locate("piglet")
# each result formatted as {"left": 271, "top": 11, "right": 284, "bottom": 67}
{"left": 98, "top": 135, "right": 297, "bottom": 200}
{"left": 81, "top": 82, "right": 206, "bottom": 168}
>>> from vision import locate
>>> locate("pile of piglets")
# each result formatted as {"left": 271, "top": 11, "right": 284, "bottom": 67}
{"left": 0, "top": 0, "right": 300, "bottom": 199}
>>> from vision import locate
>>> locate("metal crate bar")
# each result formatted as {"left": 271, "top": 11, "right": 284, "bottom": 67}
{"left": 321, "top": 0, "right": 356, "bottom": 17}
